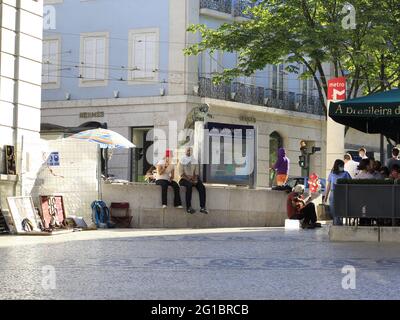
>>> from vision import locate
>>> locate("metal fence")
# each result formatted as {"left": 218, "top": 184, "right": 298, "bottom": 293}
{"left": 233, "top": 0, "right": 255, "bottom": 18}
{"left": 200, "top": 0, "right": 232, "bottom": 14}
{"left": 199, "top": 77, "right": 324, "bottom": 116}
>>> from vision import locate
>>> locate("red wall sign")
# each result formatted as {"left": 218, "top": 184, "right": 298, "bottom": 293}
{"left": 328, "top": 77, "right": 347, "bottom": 101}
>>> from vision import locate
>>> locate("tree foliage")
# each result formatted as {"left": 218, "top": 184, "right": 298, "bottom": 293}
{"left": 185, "top": 0, "right": 400, "bottom": 116}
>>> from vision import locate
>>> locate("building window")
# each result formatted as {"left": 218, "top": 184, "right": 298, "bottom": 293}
{"left": 42, "top": 37, "right": 60, "bottom": 89}
{"left": 271, "top": 64, "right": 285, "bottom": 99}
{"left": 128, "top": 29, "right": 159, "bottom": 83}
{"left": 203, "top": 49, "right": 221, "bottom": 77}
{"left": 79, "top": 32, "right": 109, "bottom": 87}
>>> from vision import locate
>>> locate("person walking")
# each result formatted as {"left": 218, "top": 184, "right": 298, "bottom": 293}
{"left": 155, "top": 149, "right": 182, "bottom": 209}
{"left": 324, "top": 159, "right": 352, "bottom": 225}
{"left": 271, "top": 147, "right": 290, "bottom": 186}
{"left": 178, "top": 147, "right": 208, "bottom": 214}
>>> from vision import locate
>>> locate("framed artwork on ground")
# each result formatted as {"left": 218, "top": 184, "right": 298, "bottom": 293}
{"left": 6, "top": 197, "right": 42, "bottom": 234}
{"left": 39, "top": 195, "right": 67, "bottom": 229}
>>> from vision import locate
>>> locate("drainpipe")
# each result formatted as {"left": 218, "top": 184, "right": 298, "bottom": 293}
{"left": 12, "top": 0, "right": 22, "bottom": 196}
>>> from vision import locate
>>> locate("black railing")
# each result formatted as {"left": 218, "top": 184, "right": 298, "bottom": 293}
{"left": 199, "top": 77, "right": 324, "bottom": 116}
{"left": 233, "top": 0, "right": 255, "bottom": 18}
{"left": 200, "top": 0, "right": 232, "bottom": 14}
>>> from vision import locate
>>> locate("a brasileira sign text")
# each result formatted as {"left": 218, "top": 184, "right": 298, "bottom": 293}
{"left": 332, "top": 105, "right": 400, "bottom": 117}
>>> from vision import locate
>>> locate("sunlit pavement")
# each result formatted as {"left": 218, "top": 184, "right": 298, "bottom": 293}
{"left": 0, "top": 226, "right": 399, "bottom": 300}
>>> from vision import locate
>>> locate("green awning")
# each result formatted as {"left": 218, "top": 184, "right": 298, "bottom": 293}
{"left": 329, "top": 89, "right": 400, "bottom": 142}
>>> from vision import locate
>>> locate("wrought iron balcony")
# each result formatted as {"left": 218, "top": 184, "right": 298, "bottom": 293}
{"left": 233, "top": 0, "right": 255, "bottom": 18}
{"left": 200, "top": 0, "right": 232, "bottom": 15}
{"left": 199, "top": 77, "right": 324, "bottom": 116}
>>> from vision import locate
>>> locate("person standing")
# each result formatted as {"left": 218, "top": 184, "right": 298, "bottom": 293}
{"left": 386, "top": 147, "right": 400, "bottom": 172}
{"left": 358, "top": 147, "right": 368, "bottom": 160}
{"left": 155, "top": 149, "right": 182, "bottom": 209}
{"left": 178, "top": 147, "right": 208, "bottom": 214}
{"left": 343, "top": 153, "right": 359, "bottom": 178}
{"left": 324, "top": 159, "right": 352, "bottom": 225}
{"left": 271, "top": 148, "right": 290, "bottom": 186}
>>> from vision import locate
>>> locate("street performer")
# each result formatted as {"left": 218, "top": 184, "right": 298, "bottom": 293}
{"left": 287, "top": 184, "right": 321, "bottom": 229}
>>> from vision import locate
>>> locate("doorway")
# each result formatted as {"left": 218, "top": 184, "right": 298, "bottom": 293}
{"left": 131, "top": 127, "right": 153, "bottom": 182}
{"left": 269, "top": 131, "right": 283, "bottom": 186}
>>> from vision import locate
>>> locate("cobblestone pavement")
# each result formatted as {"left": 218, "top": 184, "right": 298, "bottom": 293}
{"left": 0, "top": 227, "right": 399, "bottom": 300}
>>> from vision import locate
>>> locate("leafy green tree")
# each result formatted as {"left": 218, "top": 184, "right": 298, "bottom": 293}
{"left": 185, "top": 0, "right": 400, "bottom": 116}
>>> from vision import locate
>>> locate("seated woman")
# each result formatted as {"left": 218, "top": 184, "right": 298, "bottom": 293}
{"left": 155, "top": 150, "right": 182, "bottom": 209}
{"left": 287, "top": 184, "right": 321, "bottom": 229}
{"left": 370, "top": 160, "right": 384, "bottom": 180}
{"left": 354, "top": 158, "right": 375, "bottom": 179}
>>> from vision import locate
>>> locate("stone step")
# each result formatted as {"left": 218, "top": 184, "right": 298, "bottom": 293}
{"left": 328, "top": 225, "right": 400, "bottom": 242}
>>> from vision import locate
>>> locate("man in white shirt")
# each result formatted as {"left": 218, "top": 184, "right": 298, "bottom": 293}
{"left": 344, "top": 153, "right": 359, "bottom": 178}
{"left": 178, "top": 147, "right": 208, "bottom": 214}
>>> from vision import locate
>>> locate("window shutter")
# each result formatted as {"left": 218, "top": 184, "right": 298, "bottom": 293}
{"left": 83, "top": 38, "right": 96, "bottom": 79}
{"left": 95, "top": 37, "right": 106, "bottom": 80}
{"left": 42, "top": 41, "right": 50, "bottom": 83}
{"left": 132, "top": 34, "right": 146, "bottom": 79}
{"left": 210, "top": 51, "right": 219, "bottom": 74}
{"left": 48, "top": 40, "right": 58, "bottom": 83}
{"left": 203, "top": 50, "right": 211, "bottom": 77}
{"left": 145, "top": 33, "right": 156, "bottom": 78}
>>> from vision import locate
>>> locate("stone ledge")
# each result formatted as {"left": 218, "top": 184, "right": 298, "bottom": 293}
{"left": 380, "top": 227, "right": 400, "bottom": 243}
{"left": 103, "top": 182, "right": 288, "bottom": 229}
{"left": 329, "top": 225, "right": 380, "bottom": 242}
{"left": 329, "top": 225, "right": 400, "bottom": 242}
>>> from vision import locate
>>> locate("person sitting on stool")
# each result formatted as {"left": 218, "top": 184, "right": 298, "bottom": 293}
{"left": 287, "top": 184, "right": 321, "bottom": 229}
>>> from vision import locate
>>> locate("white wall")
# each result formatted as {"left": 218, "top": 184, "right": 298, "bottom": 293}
{"left": 30, "top": 139, "right": 99, "bottom": 226}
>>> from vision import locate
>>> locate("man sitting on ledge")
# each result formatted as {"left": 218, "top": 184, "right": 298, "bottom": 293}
{"left": 287, "top": 185, "right": 321, "bottom": 229}
{"left": 178, "top": 147, "right": 208, "bottom": 215}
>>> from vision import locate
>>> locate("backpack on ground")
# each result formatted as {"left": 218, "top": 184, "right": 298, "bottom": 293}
{"left": 91, "top": 200, "right": 115, "bottom": 228}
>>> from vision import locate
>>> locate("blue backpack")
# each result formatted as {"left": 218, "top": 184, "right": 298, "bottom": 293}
{"left": 91, "top": 200, "right": 115, "bottom": 228}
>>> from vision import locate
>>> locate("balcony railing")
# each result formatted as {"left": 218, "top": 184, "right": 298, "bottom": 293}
{"left": 200, "top": 0, "right": 232, "bottom": 15}
{"left": 233, "top": 0, "right": 255, "bottom": 18}
{"left": 199, "top": 77, "right": 324, "bottom": 116}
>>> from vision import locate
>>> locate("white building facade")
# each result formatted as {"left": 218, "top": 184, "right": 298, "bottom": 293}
{"left": 0, "top": 0, "right": 43, "bottom": 206}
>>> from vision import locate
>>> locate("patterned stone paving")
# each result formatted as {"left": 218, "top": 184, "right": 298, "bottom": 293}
{"left": 0, "top": 227, "right": 399, "bottom": 299}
